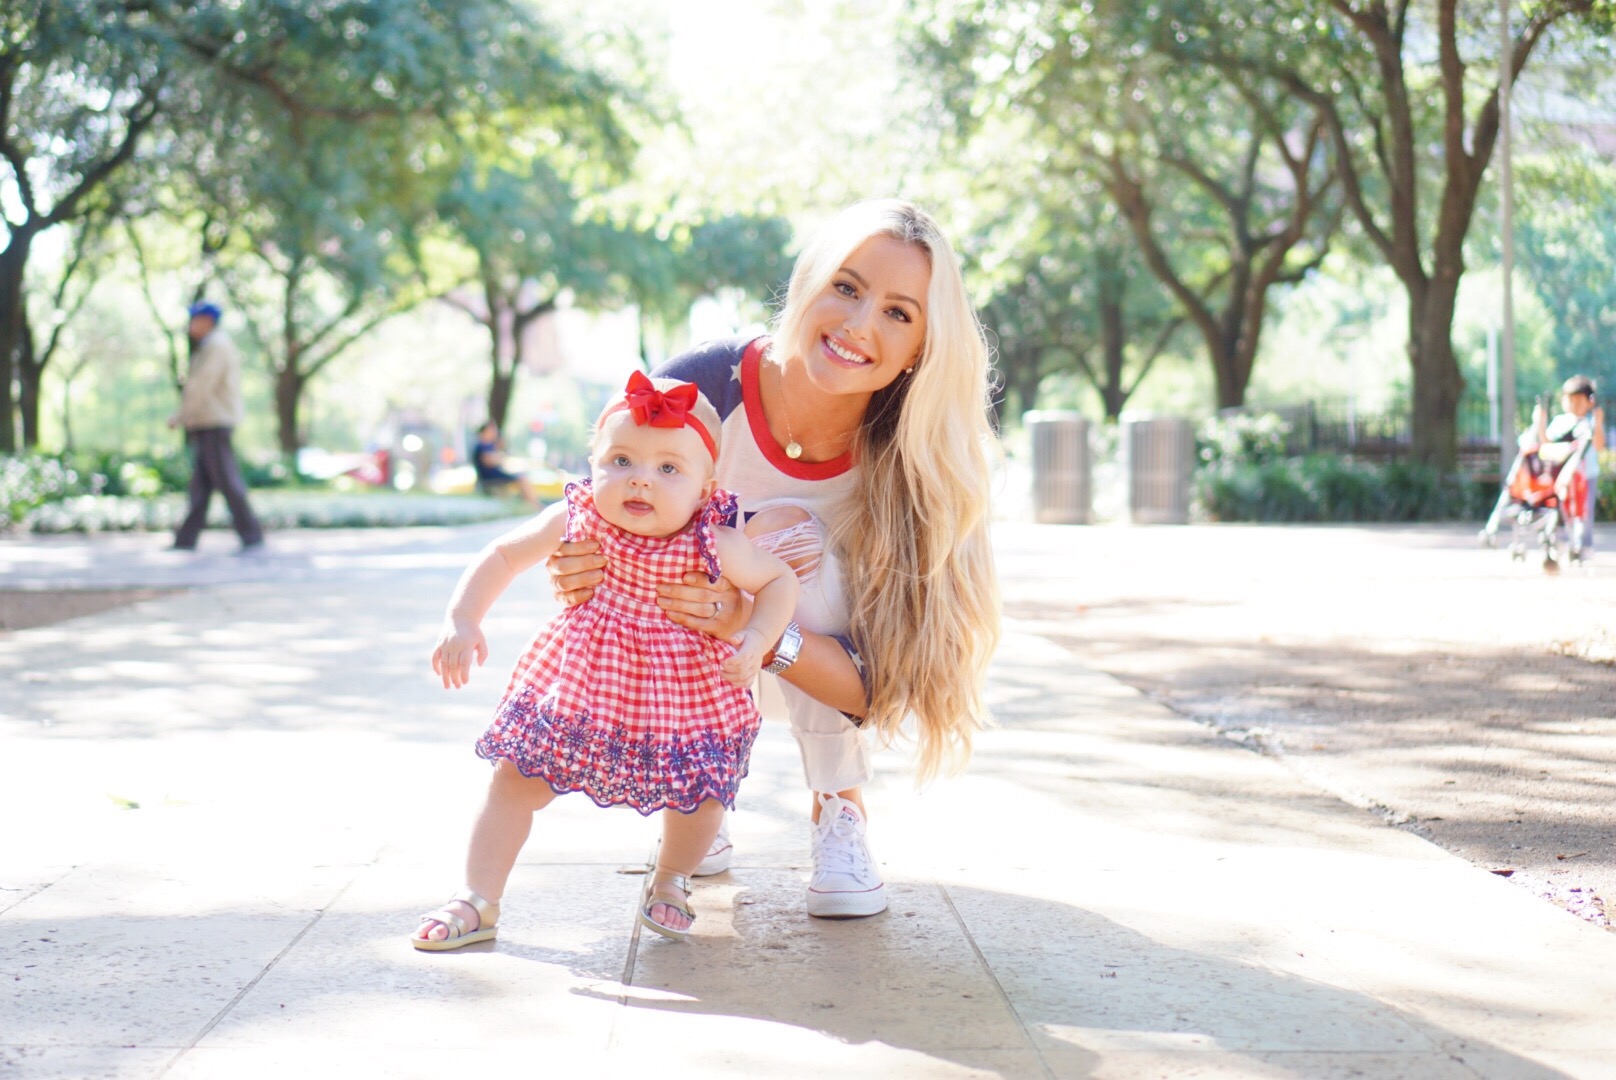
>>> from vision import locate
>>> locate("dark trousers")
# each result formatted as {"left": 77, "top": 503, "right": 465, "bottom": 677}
{"left": 174, "top": 427, "right": 264, "bottom": 548}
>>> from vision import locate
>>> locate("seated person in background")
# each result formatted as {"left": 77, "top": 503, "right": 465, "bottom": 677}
{"left": 473, "top": 420, "right": 540, "bottom": 505}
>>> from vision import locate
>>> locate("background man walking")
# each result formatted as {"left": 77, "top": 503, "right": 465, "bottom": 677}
{"left": 168, "top": 300, "right": 264, "bottom": 553}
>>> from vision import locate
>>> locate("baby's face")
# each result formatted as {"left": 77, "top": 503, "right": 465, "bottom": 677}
{"left": 1562, "top": 392, "right": 1593, "bottom": 418}
{"left": 589, "top": 412, "right": 716, "bottom": 538}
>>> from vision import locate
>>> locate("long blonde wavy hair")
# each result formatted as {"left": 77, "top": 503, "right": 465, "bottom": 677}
{"left": 774, "top": 199, "right": 1001, "bottom": 783}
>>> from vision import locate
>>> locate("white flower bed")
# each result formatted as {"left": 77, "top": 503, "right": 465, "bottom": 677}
{"left": 20, "top": 491, "right": 532, "bottom": 534}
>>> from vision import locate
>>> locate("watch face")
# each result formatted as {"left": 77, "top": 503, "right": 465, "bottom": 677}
{"left": 766, "top": 623, "right": 802, "bottom": 673}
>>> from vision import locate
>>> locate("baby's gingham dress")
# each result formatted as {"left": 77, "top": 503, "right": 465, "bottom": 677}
{"left": 475, "top": 480, "right": 759, "bottom": 815}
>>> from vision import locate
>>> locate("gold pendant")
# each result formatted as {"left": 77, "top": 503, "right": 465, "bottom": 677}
{"left": 785, "top": 441, "right": 803, "bottom": 459}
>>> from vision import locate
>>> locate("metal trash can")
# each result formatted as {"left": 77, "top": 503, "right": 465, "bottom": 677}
{"left": 1026, "top": 410, "right": 1092, "bottom": 524}
{"left": 1122, "top": 415, "right": 1193, "bottom": 524}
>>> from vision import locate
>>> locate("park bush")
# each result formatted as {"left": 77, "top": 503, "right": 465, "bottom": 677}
{"left": 1, "top": 453, "right": 104, "bottom": 525}
{"left": 1197, "top": 412, "right": 1292, "bottom": 468}
{"left": 3, "top": 449, "right": 523, "bottom": 533}
{"left": 19, "top": 490, "right": 527, "bottom": 534}
{"left": 1598, "top": 452, "right": 1616, "bottom": 522}
{"left": 1196, "top": 455, "right": 1494, "bottom": 524}
{"left": 1, "top": 450, "right": 197, "bottom": 525}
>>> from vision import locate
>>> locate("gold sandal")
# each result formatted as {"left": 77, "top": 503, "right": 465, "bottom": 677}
{"left": 412, "top": 889, "right": 500, "bottom": 952}
{"left": 637, "top": 870, "right": 695, "bottom": 942}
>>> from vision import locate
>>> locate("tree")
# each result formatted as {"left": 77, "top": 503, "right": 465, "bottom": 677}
{"left": 979, "top": 198, "right": 1184, "bottom": 422}
{"left": 1143, "top": 0, "right": 1616, "bottom": 466}
{"left": 913, "top": 2, "right": 1339, "bottom": 411}
{"left": 435, "top": 161, "right": 637, "bottom": 431}
{"left": 634, "top": 213, "right": 792, "bottom": 366}
{"left": 1516, "top": 148, "right": 1616, "bottom": 398}
{"left": 178, "top": 1, "right": 625, "bottom": 455}
{"left": 0, "top": 3, "right": 169, "bottom": 449}
{"left": 212, "top": 152, "right": 432, "bottom": 455}
{"left": 2, "top": 0, "right": 625, "bottom": 452}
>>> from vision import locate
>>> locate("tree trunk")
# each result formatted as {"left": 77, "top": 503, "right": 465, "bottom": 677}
{"left": 1408, "top": 277, "right": 1465, "bottom": 470}
{"left": 1206, "top": 328, "right": 1247, "bottom": 411}
{"left": 17, "top": 306, "right": 41, "bottom": 448}
{"left": 0, "top": 235, "right": 35, "bottom": 452}
{"left": 481, "top": 285, "right": 518, "bottom": 432}
{"left": 487, "top": 369, "right": 515, "bottom": 433}
{"left": 275, "top": 366, "right": 305, "bottom": 456}
{"left": 1099, "top": 294, "right": 1127, "bottom": 420}
{"left": 1011, "top": 347, "right": 1042, "bottom": 422}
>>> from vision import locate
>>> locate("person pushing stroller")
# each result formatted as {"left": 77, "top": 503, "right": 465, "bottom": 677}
{"left": 1481, "top": 374, "right": 1606, "bottom": 569}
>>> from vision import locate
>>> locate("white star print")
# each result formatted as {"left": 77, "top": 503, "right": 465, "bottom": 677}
{"left": 730, "top": 362, "right": 741, "bottom": 382}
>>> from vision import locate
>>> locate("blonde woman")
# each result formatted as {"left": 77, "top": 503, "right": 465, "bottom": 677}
{"left": 551, "top": 199, "right": 1001, "bottom": 917}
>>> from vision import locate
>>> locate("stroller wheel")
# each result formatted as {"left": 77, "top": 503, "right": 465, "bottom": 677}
{"left": 1478, "top": 528, "right": 1497, "bottom": 548}
{"left": 1510, "top": 544, "right": 1526, "bottom": 561}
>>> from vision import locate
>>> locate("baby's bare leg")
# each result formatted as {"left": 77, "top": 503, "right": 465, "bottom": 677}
{"left": 417, "top": 760, "right": 558, "bottom": 941}
{"left": 649, "top": 800, "right": 725, "bottom": 932}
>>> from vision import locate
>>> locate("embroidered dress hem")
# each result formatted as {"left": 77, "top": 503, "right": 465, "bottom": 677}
{"left": 475, "top": 684, "right": 755, "bottom": 815}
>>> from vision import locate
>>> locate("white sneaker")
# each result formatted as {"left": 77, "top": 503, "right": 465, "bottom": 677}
{"left": 806, "top": 794, "right": 887, "bottom": 918}
{"left": 693, "top": 815, "right": 733, "bottom": 877}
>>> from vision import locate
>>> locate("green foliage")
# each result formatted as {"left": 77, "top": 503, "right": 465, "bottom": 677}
{"left": 1, "top": 0, "right": 638, "bottom": 452}
{"left": 20, "top": 491, "right": 523, "bottom": 534}
{"left": 1516, "top": 149, "right": 1616, "bottom": 399}
{"left": 0, "top": 450, "right": 199, "bottom": 526}
{"left": 1196, "top": 456, "right": 1492, "bottom": 523}
{"left": 910, "top": 0, "right": 1339, "bottom": 413}
{"left": 1, "top": 454, "right": 99, "bottom": 525}
{"left": 1599, "top": 452, "right": 1616, "bottom": 524}
{"left": 0, "top": 448, "right": 304, "bottom": 526}
{"left": 1197, "top": 412, "right": 1292, "bottom": 468}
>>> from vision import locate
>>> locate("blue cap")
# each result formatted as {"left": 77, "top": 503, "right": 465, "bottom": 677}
{"left": 188, "top": 300, "right": 222, "bottom": 321}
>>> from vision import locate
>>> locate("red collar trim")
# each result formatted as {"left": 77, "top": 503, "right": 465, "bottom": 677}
{"left": 741, "top": 337, "right": 854, "bottom": 480}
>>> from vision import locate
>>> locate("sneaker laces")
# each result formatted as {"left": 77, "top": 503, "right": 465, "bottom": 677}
{"left": 813, "top": 801, "right": 871, "bottom": 875}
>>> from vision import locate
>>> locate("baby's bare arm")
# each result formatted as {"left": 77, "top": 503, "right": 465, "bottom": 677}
{"left": 432, "top": 504, "right": 566, "bottom": 689}
{"left": 713, "top": 527, "right": 798, "bottom": 686}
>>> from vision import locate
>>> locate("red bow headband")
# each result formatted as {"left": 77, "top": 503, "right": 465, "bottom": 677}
{"left": 602, "top": 371, "right": 717, "bottom": 460}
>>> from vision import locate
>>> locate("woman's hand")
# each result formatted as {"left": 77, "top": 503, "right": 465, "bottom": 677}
{"left": 657, "top": 572, "right": 751, "bottom": 640}
{"left": 546, "top": 539, "right": 606, "bottom": 607}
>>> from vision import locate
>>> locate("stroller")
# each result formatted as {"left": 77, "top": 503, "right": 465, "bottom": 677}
{"left": 1479, "top": 427, "right": 1593, "bottom": 573}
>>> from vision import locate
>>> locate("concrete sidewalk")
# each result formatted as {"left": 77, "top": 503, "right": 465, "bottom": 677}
{"left": 3, "top": 524, "right": 1615, "bottom": 1079}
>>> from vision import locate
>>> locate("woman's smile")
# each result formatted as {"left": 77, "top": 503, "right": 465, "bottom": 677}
{"left": 794, "top": 234, "right": 931, "bottom": 401}
{"left": 821, "top": 333, "right": 872, "bottom": 366}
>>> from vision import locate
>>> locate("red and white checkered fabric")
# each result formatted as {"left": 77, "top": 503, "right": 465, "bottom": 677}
{"left": 475, "top": 481, "right": 760, "bottom": 815}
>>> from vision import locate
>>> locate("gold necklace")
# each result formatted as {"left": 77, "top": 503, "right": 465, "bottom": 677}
{"left": 776, "top": 359, "right": 804, "bottom": 459}
{"left": 773, "top": 359, "right": 857, "bottom": 460}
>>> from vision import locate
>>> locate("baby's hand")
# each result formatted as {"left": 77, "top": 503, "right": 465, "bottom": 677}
{"left": 720, "top": 627, "right": 768, "bottom": 687}
{"left": 431, "top": 620, "right": 488, "bottom": 690}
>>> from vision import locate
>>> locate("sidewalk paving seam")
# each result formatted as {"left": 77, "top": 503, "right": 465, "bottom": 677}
{"left": 151, "top": 854, "right": 377, "bottom": 1078}
{"left": 618, "top": 840, "right": 660, "bottom": 990}
{"left": 0, "top": 866, "right": 78, "bottom": 920}
{"left": 937, "top": 881, "right": 1056, "bottom": 1079}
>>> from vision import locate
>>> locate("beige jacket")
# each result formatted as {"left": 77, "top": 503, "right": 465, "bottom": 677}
{"left": 176, "top": 328, "right": 244, "bottom": 430}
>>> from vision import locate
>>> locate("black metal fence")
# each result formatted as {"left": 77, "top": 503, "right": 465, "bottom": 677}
{"left": 1226, "top": 397, "right": 1523, "bottom": 476}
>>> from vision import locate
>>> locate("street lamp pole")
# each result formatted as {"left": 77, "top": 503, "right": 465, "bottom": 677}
{"left": 1499, "top": 0, "right": 1517, "bottom": 473}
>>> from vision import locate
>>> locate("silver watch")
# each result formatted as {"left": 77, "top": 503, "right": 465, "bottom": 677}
{"left": 763, "top": 621, "right": 803, "bottom": 675}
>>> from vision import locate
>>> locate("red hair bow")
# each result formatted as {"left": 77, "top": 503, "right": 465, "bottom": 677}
{"left": 607, "top": 370, "right": 717, "bottom": 459}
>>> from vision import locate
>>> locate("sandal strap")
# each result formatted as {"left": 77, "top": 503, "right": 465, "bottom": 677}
{"left": 450, "top": 888, "right": 500, "bottom": 929}
{"left": 420, "top": 889, "right": 500, "bottom": 940}
{"left": 418, "top": 906, "right": 470, "bottom": 937}
{"left": 647, "top": 871, "right": 693, "bottom": 918}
